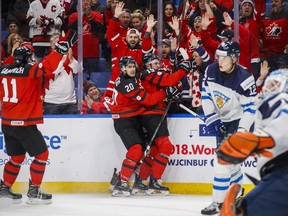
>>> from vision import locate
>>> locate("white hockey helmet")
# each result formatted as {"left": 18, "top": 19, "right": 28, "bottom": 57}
{"left": 262, "top": 69, "right": 288, "bottom": 95}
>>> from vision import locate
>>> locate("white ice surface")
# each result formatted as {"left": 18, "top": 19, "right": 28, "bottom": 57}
{"left": 0, "top": 194, "right": 216, "bottom": 216}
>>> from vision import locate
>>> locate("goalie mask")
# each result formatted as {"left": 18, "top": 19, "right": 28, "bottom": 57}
{"left": 13, "top": 46, "right": 33, "bottom": 66}
{"left": 262, "top": 69, "right": 288, "bottom": 95}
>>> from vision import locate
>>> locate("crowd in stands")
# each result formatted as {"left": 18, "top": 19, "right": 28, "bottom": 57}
{"left": 1, "top": 0, "right": 288, "bottom": 114}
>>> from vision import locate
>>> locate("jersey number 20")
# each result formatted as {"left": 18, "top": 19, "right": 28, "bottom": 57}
{"left": 2, "top": 78, "right": 18, "bottom": 103}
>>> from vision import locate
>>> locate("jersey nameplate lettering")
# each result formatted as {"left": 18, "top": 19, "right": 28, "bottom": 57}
{"left": 1, "top": 67, "right": 24, "bottom": 75}
{"left": 11, "top": 121, "right": 24, "bottom": 126}
{"left": 240, "top": 76, "right": 255, "bottom": 91}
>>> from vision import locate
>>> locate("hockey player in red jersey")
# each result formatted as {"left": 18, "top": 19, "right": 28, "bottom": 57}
{"left": 109, "top": 56, "right": 179, "bottom": 197}
{"left": 0, "top": 34, "right": 76, "bottom": 204}
{"left": 131, "top": 53, "right": 192, "bottom": 195}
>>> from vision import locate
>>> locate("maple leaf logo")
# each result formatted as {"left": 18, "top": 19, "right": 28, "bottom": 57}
{"left": 266, "top": 22, "right": 282, "bottom": 36}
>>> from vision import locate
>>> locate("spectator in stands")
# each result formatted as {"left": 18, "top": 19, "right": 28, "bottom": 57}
{"left": 188, "top": 0, "right": 222, "bottom": 34}
{"left": 81, "top": 80, "right": 111, "bottom": 114}
{"left": 163, "top": 1, "right": 178, "bottom": 39}
{"left": 91, "top": 0, "right": 110, "bottom": 71}
{"left": 1, "top": 20, "right": 20, "bottom": 60}
{"left": 260, "top": 0, "right": 288, "bottom": 71}
{"left": 4, "top": 33, "right": 23, "bottom": 59}
{"left": 43, "top": 33, "right": 79, "bottom": 114}
{"left": 186, "top": 34, "right": 211, "bottom": 112}
{"left": 8, "top": 0, "right": 33, "bottom": 40}
{"left": 105, "top": 2, "right": 140, "bottom": 97}
{"left": 161, "top": 38, "right": 176, "bottom": 72}
{"left": 256, "top": 60, "right": 269, "bottom": 93}
{"left": 6, "top": 20, "right": 19, "bottom": 34}
{"left": 240, "top": 0, "right": 261, "bottom": 79}
{"left": 131, "top": 10, "right": 147, "bottom": 38}
{"left": 213, "top": 0, "right": 233, "bottom": 12}
{"left": 200, "top": 12, "right": 252, "bottom": 71}
{"left": 26, "top": 0, "right": 65, "bottom": 59}
{"left": 92, "top": 0, "right": 106, "bottom": 13}
{"left": 104, "top": 0, "right": 118, "bottom": 26}
{"left": 68, "top": 0, "right": 104, "bottom": 80}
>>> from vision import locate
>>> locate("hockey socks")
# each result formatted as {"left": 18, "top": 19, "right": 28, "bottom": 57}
{"left": 30, "top": 150, "right": 48, "bottom": 186}
{"left": 3, "top": 155, "right": 25, "bottom": 186}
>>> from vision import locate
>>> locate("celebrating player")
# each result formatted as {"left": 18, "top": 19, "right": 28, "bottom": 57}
{"left": 108, "top": 56, "right": 179, "bottom": 196}
{"left": 0, "top": 32, "right": 76, "bottom": 204}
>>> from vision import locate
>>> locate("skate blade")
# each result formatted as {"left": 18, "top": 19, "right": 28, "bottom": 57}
{"left": 131, "top": 189, "right": 148, "bottom": 195}
{"left": 26, "top": 198, "right": 52, "bottom": 205}
{"left": 147, "top": 189, "right": 169, "bottom": 196}
{"left": 111, "top": 190, "right": 131, "bottom": 197}
{"left": 109, "top": 185, "right": 115, "bottom": 192}
{"left": 0, "top": 197, "right": 22, "bottom": 204}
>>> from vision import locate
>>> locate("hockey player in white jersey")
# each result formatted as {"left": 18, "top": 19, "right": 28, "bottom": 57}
{"left": 217, "top": 68, "right": 288, "bottom": 216}
{"left": 201, "top": 41, "right": 257, "bottom": 215}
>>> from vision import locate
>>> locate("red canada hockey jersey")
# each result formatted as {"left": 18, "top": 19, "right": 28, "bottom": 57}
{"left": 140, "top": 68, "right": 186, "bottom": 115}
{"left": 109, "top": 74, "right": 166, "bottom": 119}
{"left": 261, "top": 18, "right": 288, "bottom": 57}
{"left": 0, "top": 52, "right": 62, "bottom": 126}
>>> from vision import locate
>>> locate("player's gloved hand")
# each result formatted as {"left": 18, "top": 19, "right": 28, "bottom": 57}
{"left": 55, "top": 41, "right": 70, "bottom": 55}
{"left": 55, "top": 30, "right": 78, "bottom": 55}
{"left": 204, "top": 112, "right": 226, "bottom": 137}
{"left": 165, "top": 86, "right": 181, "bottom": 99}
{"left": 178, "top": 60, "right": 192, "bottom": 73}
{"left": 216, "top": 132, "right": 275, "bottom": 165}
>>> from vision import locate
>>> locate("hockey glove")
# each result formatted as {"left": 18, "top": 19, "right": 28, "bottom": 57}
{"left": 216, "top": 132, "right": 275, "bottom": 165}
{"left": 204, "top": 113, "right": 226, "bottom": 137}
{"left": 55, "top": 30, "right": 78, "bottom": 55}
{"left": 178, "top": 60, "right": 192, "bottom": 73}
{"left": 55, "top": 41, "right": 69, "bottom": 55}
{"left": 165, "top": 86, "right": 181, "bottom": 99}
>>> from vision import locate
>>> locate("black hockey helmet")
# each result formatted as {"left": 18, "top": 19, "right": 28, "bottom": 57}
{"left": 142, "top": 52, "right": 159, "bottom": 66}
{"left": 13, "top": 46, "right": 33, "bottom": 65}
{"left": 216, "top": 41, "right": 240, "bottom": 58}
{"left": 119, "top": 56, "right": 137, "bottom": 72}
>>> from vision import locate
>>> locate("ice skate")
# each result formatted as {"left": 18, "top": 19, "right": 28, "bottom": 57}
{"left": 220, "top": 183, "right": 243, "bottom": 216}
{"left": 131, "top": 174, "right": 149, "bottom": 195}
{"left": 109, "top": 168, "right": 119, "bottom": 191}
{"left": 147, "top": 176, "right": 169, "bottom": 195}
{"left": 0, "top": 180, "right": 22, "bottom": 204}
{"left": 201, "top": 201, "right": 222, "bottom": 215}
{"left": 111, "top": 179, "right": 131, "bottom": 197}
{"left": 26, "top": 180, "right": 52, "bottom": 204}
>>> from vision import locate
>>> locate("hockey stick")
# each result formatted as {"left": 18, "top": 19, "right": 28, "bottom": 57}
{"left": 141, "top": 99, "right": 173, "bottom": 162}
{"left": 179, "top": 103, "right": 204, "bottom": 121}
{"left": 180, "top": 103, "right": 227, "bottom": 135}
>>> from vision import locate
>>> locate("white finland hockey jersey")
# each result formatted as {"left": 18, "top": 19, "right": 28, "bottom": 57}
{"left": 201, "top": 62, "right": 257, "bottom": 131}
{"left": 254, "top": 92, "right": 288, "bottom": 174}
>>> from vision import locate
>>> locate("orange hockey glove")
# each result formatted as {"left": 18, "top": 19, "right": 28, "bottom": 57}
{"left": 216, "top": 132, "right": 275, "bottom": 165}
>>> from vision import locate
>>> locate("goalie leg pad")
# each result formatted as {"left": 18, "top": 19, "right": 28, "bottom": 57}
{"left": 220, "top": 183, "right": 242, "bottom": 216}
